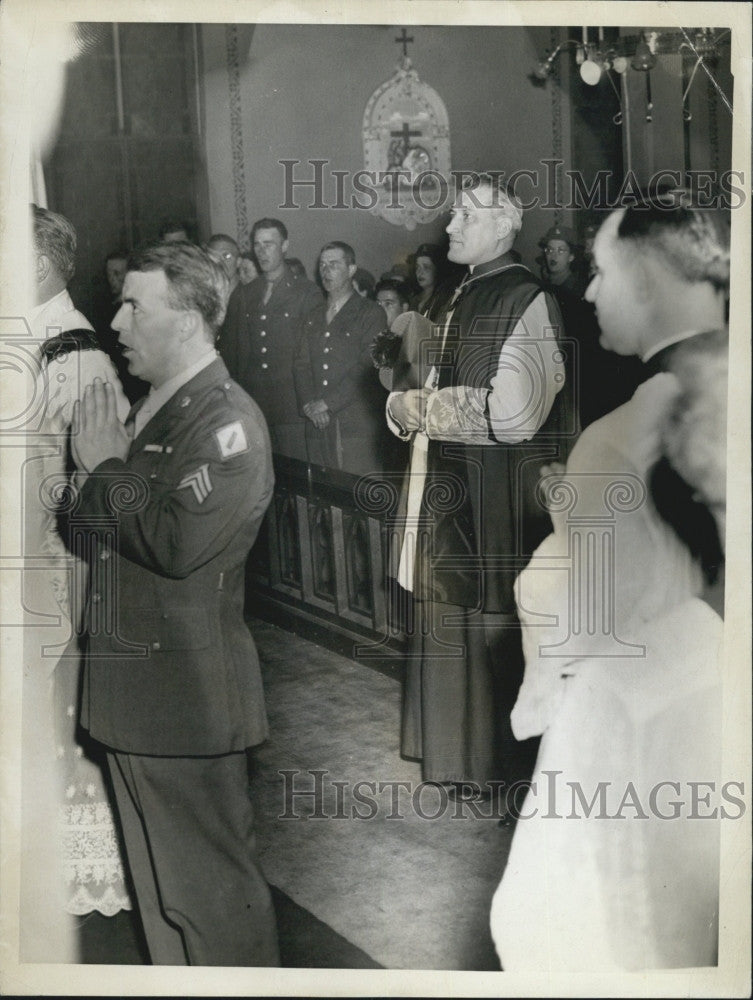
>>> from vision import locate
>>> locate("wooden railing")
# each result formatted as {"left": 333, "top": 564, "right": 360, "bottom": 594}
{"left": 248, "top": 456, "right": 408, "bottom": 667}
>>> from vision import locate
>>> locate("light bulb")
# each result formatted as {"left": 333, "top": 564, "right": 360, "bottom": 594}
{"left": 580, "top": 60, "right": 602, "bottom": 85}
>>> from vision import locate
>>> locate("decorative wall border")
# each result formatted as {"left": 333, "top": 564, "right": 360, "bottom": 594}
{"left": 225, "top": 24, "right": 249, "bottom": 243}
{"left": 549, "top": 26, "right": 564, "bottom": 224}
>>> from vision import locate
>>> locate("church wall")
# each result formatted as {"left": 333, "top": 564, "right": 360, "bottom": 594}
{"left": 200, "top": 23, "right": 574, "bottom": 279}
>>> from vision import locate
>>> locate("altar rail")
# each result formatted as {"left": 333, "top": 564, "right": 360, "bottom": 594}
{"left": 248, "top": 456, "right": 407, "bottom": 668}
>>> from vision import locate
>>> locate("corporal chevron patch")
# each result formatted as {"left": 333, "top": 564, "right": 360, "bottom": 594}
{"left": 214, "top": 420, "right": 248, "bottom": 459}
{"left": 177, "top": 463, "right": 213, "bottom": 504}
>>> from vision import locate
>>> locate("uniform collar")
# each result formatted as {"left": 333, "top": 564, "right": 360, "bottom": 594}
{"left": 145, "top": 349, "right": 216, "bottom": 411}
{"left": 250, "top": 263, "right": 296, "bottom": 295}
{"left": 131, "top": 354, "right": 226, "bottom": 440}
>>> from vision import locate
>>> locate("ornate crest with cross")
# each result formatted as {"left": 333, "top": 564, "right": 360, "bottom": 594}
{"left": 362, "top": 29, "right": 452, "bottom": 230}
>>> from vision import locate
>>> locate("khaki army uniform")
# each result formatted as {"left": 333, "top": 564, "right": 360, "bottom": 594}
{"left": 76, "top": 357, "right": 279, "bottom": 966}
{"left": 220, "top": 264, "right": 321, "bottom": 460}
{"left": 294, "top": 292, "right": 387, "bottom": 474}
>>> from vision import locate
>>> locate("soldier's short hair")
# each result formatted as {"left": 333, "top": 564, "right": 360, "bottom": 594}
{"left": 207, "top": 233, "right": 239, "bottom": 254}
{"left": 320, "top": 241, "right": 356, "bottom": 266}
{"left": 32, "top": 204, "right": 77, "bottom": 283}
{"left": 251, "top": 218, "right": 288, "bottom": 242}
{"left": 128, "top": 241, "right": 230, "bottom": 335}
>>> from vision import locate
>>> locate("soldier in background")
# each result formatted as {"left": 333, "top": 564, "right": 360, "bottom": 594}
{"left": 295, "top": 241, "right": 386, "bottom": 474}
{"left": 221, "top": 217, "right": 321, "bottom": 461}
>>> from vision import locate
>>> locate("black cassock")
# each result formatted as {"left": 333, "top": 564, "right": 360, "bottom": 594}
{"left": 390, "top": 253, "right": 579, "bottom": 786}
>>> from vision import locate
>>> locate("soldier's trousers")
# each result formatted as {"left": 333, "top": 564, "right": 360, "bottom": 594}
{"left": 107, "top": 749, "right": 279, "bottom": 966}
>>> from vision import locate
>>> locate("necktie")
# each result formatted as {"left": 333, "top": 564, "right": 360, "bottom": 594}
{"left": 125, "top": 395, "right": 148, "bottom": 437}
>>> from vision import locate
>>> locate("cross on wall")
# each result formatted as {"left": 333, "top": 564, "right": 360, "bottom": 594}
{"left": 390, "top": 121, "right": 422, "bottom": 145}
{"left": 389, "top": 120, "right": 422, "bottom": 166}
{"left": 395, "top": 27, "right": 414, "bottom": 58}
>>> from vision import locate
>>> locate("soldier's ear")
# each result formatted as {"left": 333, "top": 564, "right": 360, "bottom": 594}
{"left": 178, "top": 309, "right": 202, "bottom": 341}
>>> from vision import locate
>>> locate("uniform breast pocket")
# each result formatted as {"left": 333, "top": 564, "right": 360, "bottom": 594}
{"left": 130, "top": 446, "right": 175, "bottom": 492}
{"left": 110, "top": 607, "right": 211, "bottom": 653}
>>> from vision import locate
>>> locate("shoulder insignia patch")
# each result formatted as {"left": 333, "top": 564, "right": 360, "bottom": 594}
{"left": 178, "top": 464, "right": 213, "bottom": 504}
{"left": 214, "top": 420, "right": 248, "bottom": 459}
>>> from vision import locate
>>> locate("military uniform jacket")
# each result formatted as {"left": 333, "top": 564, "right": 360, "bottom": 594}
{"left": 220, "top": 266, "right": 321, "bottom": 427}
{"left": 293, "top": 293, "right": 385, "bottom": 417}
{"left": 77, "top": 358, "right": 274, "bottom": 756}
{"left": 293, "top": 293, "right": 387, "bottom": 473}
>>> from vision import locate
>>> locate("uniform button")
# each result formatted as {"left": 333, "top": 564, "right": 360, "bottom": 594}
{"left": 261, "top": 346, "right": 267, "bottom": 353}
{"left": 152, "top": 641, "right": 161, "bottom": 651}
{"left": 99, "top": 551, "right": 110, "bottom": 561}
{"left": 262, "top": 363, "right": 268, "bottom": 370}
{"left": 91, "top": 594, "right": 101, "bottom": 603}
{"left": 260, "top": 314, "right": 266, "bottom": 321}
{"left": 322, "top": 379, "right": 328, "bottom": 386}
{"left": 324, "top": 331, "right": 330, "bottom": 338}
{"left": 323, "top": 347, "right": 330, "bottom": 353}
{"left": 224, "top": 381, "right": 231, "bottom": 389}
{"left": 323, "top": 364, "right": 329, "bottom": 370}
{"left": 260, "top": 331, "right": 266, "bottom": 337}
{"left": 284, "top": 312, "right": 289, "bottom": 318}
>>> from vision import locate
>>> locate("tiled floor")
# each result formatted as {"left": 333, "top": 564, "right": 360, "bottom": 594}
{"left": 80, "top": 618, "right": 520, "bottom": 969}
{"left": 248, "top": 619, "right": 513, "bottom": 971}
